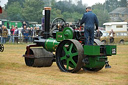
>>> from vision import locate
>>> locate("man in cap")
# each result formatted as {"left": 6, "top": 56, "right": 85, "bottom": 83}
{"left": 80, "top": 7, "right": 99, "bottom": 45}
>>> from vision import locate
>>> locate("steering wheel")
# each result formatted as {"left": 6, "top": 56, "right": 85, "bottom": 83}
{"left": 50, "top": 17, "right": 66, "bottom": 36}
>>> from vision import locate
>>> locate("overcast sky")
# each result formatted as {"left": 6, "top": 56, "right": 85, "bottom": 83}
{"left": 0, "top": 0, "right": 8, "bottom": 7}
{"left": 56, "top": 0, "right": 106, "bottom": 6}
{"left": 82, "top": 0, "right": 105, "bottom": 6}
{"left": 0, "top": 0, "right": 106, "bottom": 7}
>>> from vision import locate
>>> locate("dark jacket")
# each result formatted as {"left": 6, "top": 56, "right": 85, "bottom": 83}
{"left": 28, "top": 29, "right": 33, "bottom": 36}
{"left": 22, "top": 29, "right": 29, "bottom": 39}
{"left": 95, "top": 31, "right": 103, "bottom": 40}
{"left": 81, "top": 11, "right": 99, "bottom": 30}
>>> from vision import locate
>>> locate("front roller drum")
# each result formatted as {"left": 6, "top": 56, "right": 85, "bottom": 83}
{"left": 56, "top": 39, "right": 84, "bottom": 73}
{"left": 24, "top": 48, "right": 54, "bottom": 67}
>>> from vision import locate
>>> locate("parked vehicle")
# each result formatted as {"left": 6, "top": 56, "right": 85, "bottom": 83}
{"left": 100, "top": 31, "right": 128, "bottom": 44}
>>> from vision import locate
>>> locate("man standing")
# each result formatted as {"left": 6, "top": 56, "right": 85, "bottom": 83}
{"left": 22, "top": 25, "right": 28, "bottom": 43}
{"left": 28, "top": 27, "right": 33, "bottom": 42}
{"left": 9, "top": 25, "right": 15, "bottom": 43}
{"left": 0, "top": 27, "right": 2, "bottom": 43}
{"left": 109, "top": 29, "right": 115, "bottom": 43}
{"left": 2, "top": 26, "right": 8, "bottom": 44}
{"left": 14, "top": 26, "right": 19, "bottom": 43}
{"left": 80, "top": 7, "right": 99, "bottom": 45}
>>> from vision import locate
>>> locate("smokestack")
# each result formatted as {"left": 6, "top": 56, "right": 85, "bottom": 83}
{"left": 44, "top": 7, "right": 51, "bottom": 39}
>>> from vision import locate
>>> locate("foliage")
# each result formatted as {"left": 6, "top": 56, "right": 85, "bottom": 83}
{"left": 119, "top": 0, "right": 127, "bottom": 7}
{"left": 104, "top": 0, "right": 128, "bottom": 12}
{"left": 0, "top": 9, "right": 7, "bottom": 19}
{"left": 6, "top": 2, "right": 23, "bottom": 21}
{"left": 53, "top": 1, "right": 85, "bottom": 22}
{"left": 5, "top": 0, "right": 25, "bottom": 9}
{"left": 22, "top": 0, "right": 44, "bottom": 23}
{"left": 104, "top": 0, "right": 119, "bottom": 12}
{"left": 51, "top": 8, "right": 63, "bottom": 21}
{"left": 4, "top": 0, "right": 127, "bottom": 26}
{"left": 92, "top": 3, "right": 110, "bottom": 27}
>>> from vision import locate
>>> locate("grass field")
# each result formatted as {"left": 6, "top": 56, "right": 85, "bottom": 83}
{"left": 0, "top": 44, "right": 128, "bottom": 85}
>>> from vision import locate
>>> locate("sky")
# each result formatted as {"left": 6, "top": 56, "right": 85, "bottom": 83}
{"left": 0, "top": 0, "right": 106, "bottom": 7}
{"left": 82, "top": 0, "right": 106, "bottom": 6}
{"left": 56, "top": 0, "right": 106, "bottom": 6}
{"left": 0, "top": 0, "right": 8, "bottom": 7}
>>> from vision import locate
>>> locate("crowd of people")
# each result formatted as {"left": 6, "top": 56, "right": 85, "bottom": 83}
{"left": 0, "top": 24, "right": 41, "bottom": 44}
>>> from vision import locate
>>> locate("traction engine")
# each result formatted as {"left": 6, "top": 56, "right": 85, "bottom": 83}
{"left": 23, "top": 7, "right": 116, "bottom": 73}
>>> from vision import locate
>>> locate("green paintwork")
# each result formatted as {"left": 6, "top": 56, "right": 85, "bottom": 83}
{"left": 105, "top": 45, "right": 116, "bottom": 55}
{"left": 56, "top": 27, "right": 73, "bottom": 41}
{"left": 45, "top": 38, "right": 59, "bottom": 52}
{"left": 56, "top": 32, "right": 63, "bottom": 41}
{"left": 63, "top": 27, "right": 74, "bottom": 40}
{"left": 60, "top": 43, "right": 78, "bottom": 69}
{"left": 84, "top": 45, "right": 100, "bottom": 55}
{"left": 44, "top": 38, "right": 116, "bottom": 70}
{"left": 85, "top": 56, "right": 106, "bottom": 68}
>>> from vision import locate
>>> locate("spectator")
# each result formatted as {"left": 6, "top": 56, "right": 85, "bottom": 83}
{"left": 9, "top": 25, "right": 15, "bottom": 43}
{"left": 0, "top": 27, "right": 2, "bottom": 43}
{"left": 22, "top": 21, "right": 27, "bottom": 28}
{"left": 28, "top": 27, "right": 33, "bottom": 42}
{"left": 22, "top": 25, "right": 29, "bottom": 43}
{"left": 33, "top": 27, "right": 37, "bottom": 36}
{"left": 1, "top": 25, "right": 4, "bottom": 43}
{"left": 42, "top": 17, "right": 45, "bottom": 31}
{"left": 95, "top": 29, "right": 103, "bottom": 40}
{"left": 109, "top": 29, "right": 115, "bottom": 43}
{"left": 36, "top": 27, "right": 40, "bottom": 36}
{"left": 1, "top": 26, "right": 8, "bottom": 44}
{"left": 14, "top": 26, "right": 19, "bottom": 43}
{"left": 42, "top": 10, "right": 45, "bottom": 31}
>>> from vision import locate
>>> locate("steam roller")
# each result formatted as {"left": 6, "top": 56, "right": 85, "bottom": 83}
{"left": 23, "top": 7, "right": 117, "bottom": 73}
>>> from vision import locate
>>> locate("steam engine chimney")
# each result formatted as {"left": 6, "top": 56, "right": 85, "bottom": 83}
{"left": 44, "top": 7, "right": 51, "bottom": 39}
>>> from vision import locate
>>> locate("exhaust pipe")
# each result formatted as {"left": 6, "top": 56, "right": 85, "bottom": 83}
{"left": 44, "top": 7, "right": 51, "bottom": 39}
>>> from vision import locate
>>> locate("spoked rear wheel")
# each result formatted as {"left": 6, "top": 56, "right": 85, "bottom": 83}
{"left": 56, "top": 39, "right": 84, "bottom": 73}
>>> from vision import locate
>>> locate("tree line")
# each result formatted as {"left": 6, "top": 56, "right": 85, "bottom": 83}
{"left": 0, "top": 0, "right": 127, "bottom": 27}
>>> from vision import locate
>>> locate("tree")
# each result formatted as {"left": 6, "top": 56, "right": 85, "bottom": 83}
{"left": 93, "top": 3, "right": 110, "bottom": 26}
{"left": 71, "top": 12, "right": 82, "bottom": 22}
{"left": 22, "top": 0, "right": 44, "bottom": 23}
{"left": 104, "top": 0, "right": 119, "bottom": 12}
{"left": 5, "top": 0, "right": 25, "bottom": 9}
{"left": 51, "top": 0, "right": 56, "bottom": 8}
{"left": 51, "top": 8, "right": 63, "bottom": 21}
{"left": 6, "top": 2, "right": 23, "bottom": 21}
{"left": 62, "top": 12, "right": 72, "bottom": 21}
{"left": 0, "top": 8, "right": 7, "bottom": 19}
{"left": 119, "top": 0, "right": 127, "bottom": 7}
